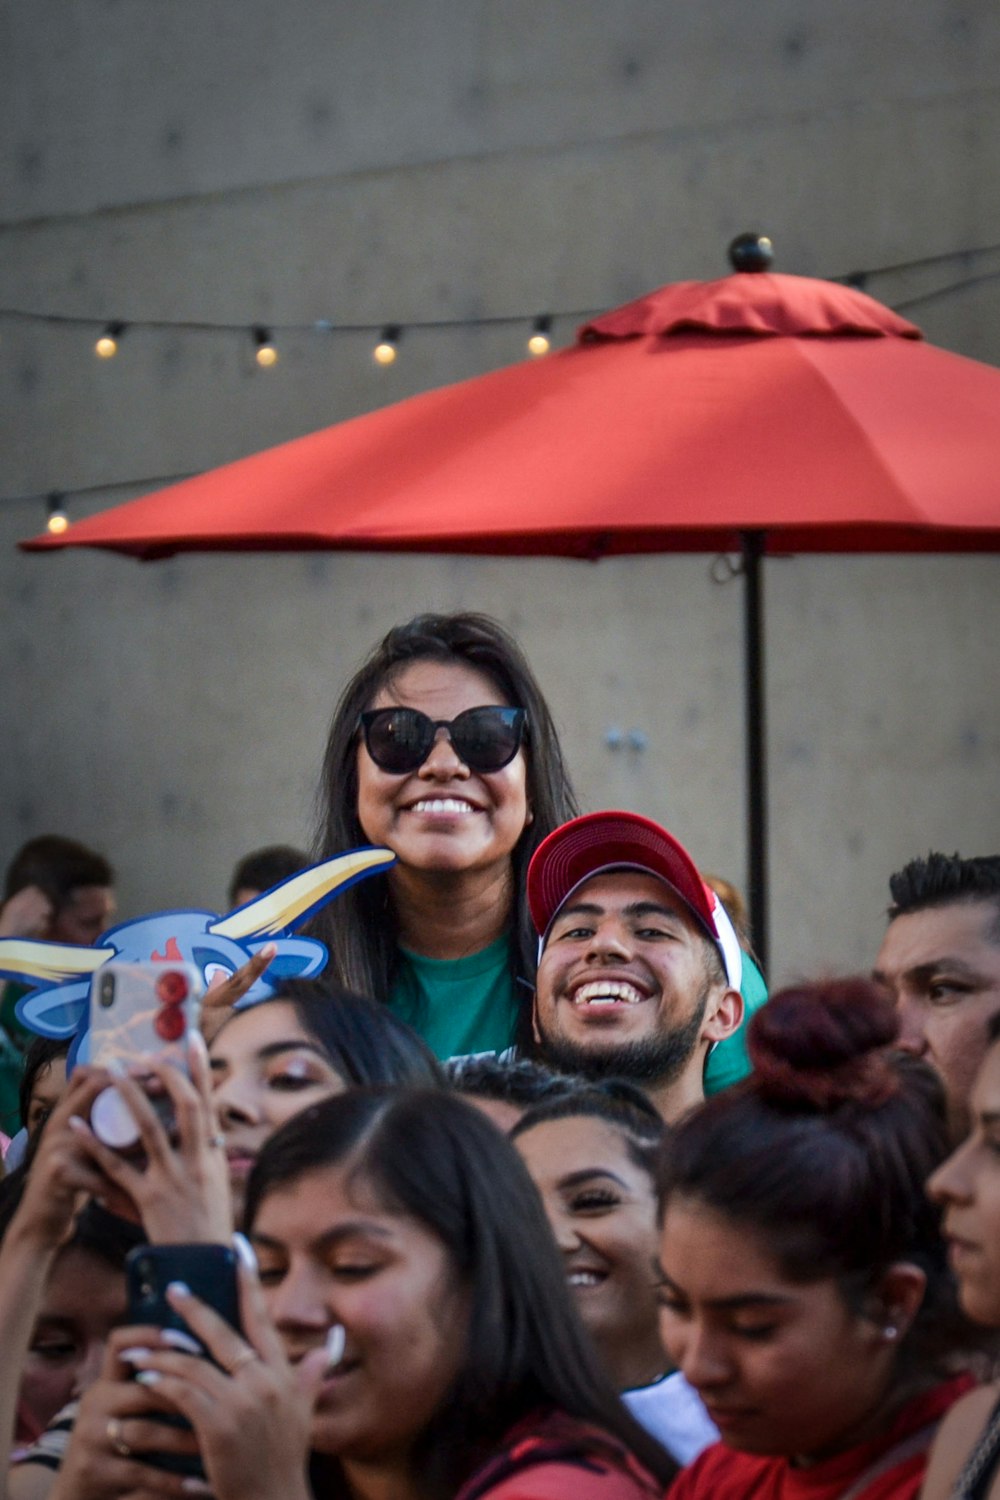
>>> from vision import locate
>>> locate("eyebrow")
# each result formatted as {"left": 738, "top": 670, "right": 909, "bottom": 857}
{"left": 657, "top": 1272, "right": 795, "bottom": 1310}
{"left": 554, "top": 900, "right": 687, "bottom": 924}
{"left": 209, "top": 1039, "right": 331, "bottom": 1069}
{"left": 558, "top": 1168, "right": 630, "bottom": 1191}
{"left": 874, "top": 957, "right": 984, "bottom": 985}
{"left": 252, "top": 1220, "right": 395, "bottom": 1252}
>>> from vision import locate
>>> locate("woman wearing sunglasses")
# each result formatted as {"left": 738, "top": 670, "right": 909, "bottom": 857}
{"left": 313, "top": 612, "right": 577, "bottom": 1059}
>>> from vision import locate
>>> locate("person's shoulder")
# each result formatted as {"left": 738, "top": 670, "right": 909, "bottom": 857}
{"left": 472, "top": 1459, "right": 658, "bottom": 1500}
{"left": 668, "top": 1440, "right": 772, "bottom": 1500}
{"left": 922, "top": 1382, "right": 1000, "bottom": 1500}
{"left": 457, "top": 1413, "right": 665, "bottom": 1500}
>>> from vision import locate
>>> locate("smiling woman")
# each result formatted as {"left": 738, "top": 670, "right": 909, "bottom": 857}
{"left": 52, "top": 1092, "right": 676, "bottom": 1500}
{"left": 512, "top": 1081, "right": 718, "bottom": 1464}
{"left": 312, "top": 614, "right": 578, "bottom": 1059}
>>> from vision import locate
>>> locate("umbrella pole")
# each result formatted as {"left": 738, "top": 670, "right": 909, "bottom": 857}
{"left": 741, "top": 530, "right": 769, "bottom": 975}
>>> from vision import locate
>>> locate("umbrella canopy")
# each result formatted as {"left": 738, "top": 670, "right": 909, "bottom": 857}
{"left": 21, "top": 269, "right": 1000, "bottom": 561}
{"left": 22, "top": 257, "right": 1000, "bottom": 967}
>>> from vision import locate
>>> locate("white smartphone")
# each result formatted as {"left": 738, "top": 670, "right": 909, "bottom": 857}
{"left": 88, "top": 960, "right": 203, "bottom": 1148}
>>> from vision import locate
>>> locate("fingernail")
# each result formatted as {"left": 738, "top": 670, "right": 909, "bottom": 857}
{"left": 166, "top": 1280, "right": 192, "bottom": 1299}
{"left": 161, "top": 1329, "right": 201, "bottom": 1354}
{"left": 232, "top": 1232, "right": 257, "bottom": 1273}
{"left": 119, "top": 1346, "right": 153, "bottom": 1364}
{"left": 181, "top": 1479, "right": 213, "bottom": 1495}
{"left": 68, "top": 1115, "right": 90, "bottom": 1135}
{"left": 187, "top": 1030, "right": 208, "bottom": 1062}
{"left": 135, "top": 1370, "right": 162, "bottom": 1386}
{"left": 324, "top": 1324, "right": 346, "bottom": 1370}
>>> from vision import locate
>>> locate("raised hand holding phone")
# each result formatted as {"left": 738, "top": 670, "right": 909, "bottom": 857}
{"left": 88, "top": 960, "right": 203, "bottom": 1150}
{"left": 114, "top": 1245, "right": 324, "bottom": 1500}
{"left": 69, "top": 1032, "right": 234, "bottom": 1243}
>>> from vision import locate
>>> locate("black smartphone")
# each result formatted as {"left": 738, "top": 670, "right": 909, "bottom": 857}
{"left": 125, "top": 1243, "right": 242, "bottom": 1477}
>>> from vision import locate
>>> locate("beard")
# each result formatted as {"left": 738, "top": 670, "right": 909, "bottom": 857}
{"left": 538, "top": 988, "right": 709, "bottom": 1089}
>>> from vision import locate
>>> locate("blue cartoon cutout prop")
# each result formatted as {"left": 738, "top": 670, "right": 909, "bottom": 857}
{"left": 0, "top": 846, "right": 395, "bottom": 1065}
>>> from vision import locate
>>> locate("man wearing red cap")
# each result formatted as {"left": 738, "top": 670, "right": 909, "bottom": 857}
{"left": 527, "top": 811, "right": 744, "bottom": 1121}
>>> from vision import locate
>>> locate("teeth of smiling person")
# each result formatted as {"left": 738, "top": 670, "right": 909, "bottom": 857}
{"left": 571, "top": 980, "right": 645, "bottom": 1005}
{"left": 409, "top": 798, "right": 477, "bottom": 815}
{"left": 567, "top": 1271, "right": 606, "bottom": 1287}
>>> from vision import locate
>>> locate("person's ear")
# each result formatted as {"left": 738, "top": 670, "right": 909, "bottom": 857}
{"left": 531, "top": 986, "right": 542, "bottom": 1046}
{"left": 700, "top": 987, "right": 744, "bottom": 1045}
{"left": 867, "top": 1262, "right": 927, "bottom": 1343}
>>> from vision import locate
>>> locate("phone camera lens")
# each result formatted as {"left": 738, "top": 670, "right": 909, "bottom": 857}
{"left": 99, "top": 973, "right": 116, "bottom": 1009}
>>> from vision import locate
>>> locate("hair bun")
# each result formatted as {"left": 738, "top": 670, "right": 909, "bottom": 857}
{"left": 747, "top": 978, "right": 900, "bottom": 1110}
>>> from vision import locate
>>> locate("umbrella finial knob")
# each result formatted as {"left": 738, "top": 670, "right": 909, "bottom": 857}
{"left": 728, "top": 233, "right": 774, "bottom": 273}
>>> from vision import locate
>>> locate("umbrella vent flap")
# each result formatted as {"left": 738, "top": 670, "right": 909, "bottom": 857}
{"left": 580, "top": 273, "right": 923, "bottom": 343}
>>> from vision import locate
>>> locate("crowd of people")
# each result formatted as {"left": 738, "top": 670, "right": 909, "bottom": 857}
{"left": 1, "top": 609, "right": 998, "bottom": 1500}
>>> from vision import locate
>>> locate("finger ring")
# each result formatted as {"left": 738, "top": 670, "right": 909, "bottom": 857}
{"left": 209, "top": 1133, "right": 225, "bottom": 1148}
{"left": 107, "top": 1416, "right": 132, "bottom": 1459}
{"left": 226, "top": 1348, "right": 258, "bottom": 1375}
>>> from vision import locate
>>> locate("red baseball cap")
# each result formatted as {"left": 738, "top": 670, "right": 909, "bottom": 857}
{"left": 527, "top": 810, "right": 742, "bottom": 988}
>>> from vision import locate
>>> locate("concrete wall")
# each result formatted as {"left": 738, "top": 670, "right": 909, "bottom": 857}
{"left": 2, "top": 1, "right": 999, "bottom": 982}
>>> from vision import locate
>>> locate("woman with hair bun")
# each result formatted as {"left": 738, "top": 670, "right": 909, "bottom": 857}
{"left": 657, "top": 978, "right": 983, "bottom": 1500}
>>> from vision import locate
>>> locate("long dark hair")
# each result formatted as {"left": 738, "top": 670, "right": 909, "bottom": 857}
{"left": 213, "top": 980, "right": 446, "bottom": 1089}
{"left": 245, "top": 1089, "right": 676, "bottom": 1499}
{"left": 657, "top": 977, "right": 984, "bottom": 1380}
{"left": 311, "top": 613, "right": 578, "bottom": 1027}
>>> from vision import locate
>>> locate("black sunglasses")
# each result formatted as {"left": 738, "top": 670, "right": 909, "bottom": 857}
{"left": 359, "top": 705, "right": 527, "bottom": 775}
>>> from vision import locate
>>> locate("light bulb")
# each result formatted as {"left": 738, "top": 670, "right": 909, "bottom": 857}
{"left": 94, "top": 322, "right": 125, "bottom": 359}
{"left": 373, "top": 325, "right": 400, "bottom": 365}
{"left": 253, "top": 326, "right": 278, "bottom": 367}
{"left": 527, "top": 315, "right": 552, "bottom": 357}
{"left": 46, "top": 494, "right": 69, "bottom": 533}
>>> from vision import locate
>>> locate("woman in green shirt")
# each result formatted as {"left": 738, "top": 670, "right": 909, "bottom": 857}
{"left": 313, "top": 612, "right": 578, "bottom": 1060}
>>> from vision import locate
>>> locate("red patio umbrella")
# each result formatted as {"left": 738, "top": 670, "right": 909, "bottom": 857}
{"left": 22, "top": 242, "right": 1000, "bottom": 965}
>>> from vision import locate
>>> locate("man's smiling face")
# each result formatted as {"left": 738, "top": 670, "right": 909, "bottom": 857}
{"left": 532, "top": 870, "right": 720, "bottom": 1086}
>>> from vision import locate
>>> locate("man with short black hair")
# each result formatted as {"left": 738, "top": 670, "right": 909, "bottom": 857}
{"left": 873, "top": 850, "right": 1000, "bottom": 1141}
{"left": 227, "top": 843, "right": 310, "bottom": 908}
{"left": 1, "top": 836, "right": 116, "bottom": 947}
{"left": 527, "top": 811, "right": 744, "bottom": 1121}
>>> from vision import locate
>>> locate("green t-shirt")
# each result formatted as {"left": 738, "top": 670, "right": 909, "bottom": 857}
{"left": 0, "top": 983, "right": 30, "bottom": 1135}
{"left": 388, "top": 936, "right": 519, "bottom": 1061}
{"left": 703, "top": 951, "right": 768, "bottom": 1095}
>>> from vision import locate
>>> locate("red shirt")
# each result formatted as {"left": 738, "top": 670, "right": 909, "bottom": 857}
{"left": 669, "top": 1377, "right": 974, "bottom": 1500}
{"left": 455, "top": 1409, "right": 665, "bottom": 1500}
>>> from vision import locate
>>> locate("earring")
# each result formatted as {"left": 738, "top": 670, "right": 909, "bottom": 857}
{"left": 883, "top": 1324, "right": 898, "bottom": 1341}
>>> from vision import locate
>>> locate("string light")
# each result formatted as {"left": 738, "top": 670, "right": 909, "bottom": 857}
{"left": 0, "top": 240, "right": 996, "bottom": 381}
{"left": 373, "top": 325, "right": 400, "bottom": 365}
{"left": 46, "top": 492, "right": 68, "bottom": 534}
{"left": 253, "top": 326, "right": 279, "bottom": 367}
{"left": 527, "top": 315, "right": 552, "bottom": 357}
{"left": 94, "top": 321, "right": 125, "bottom": 359}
